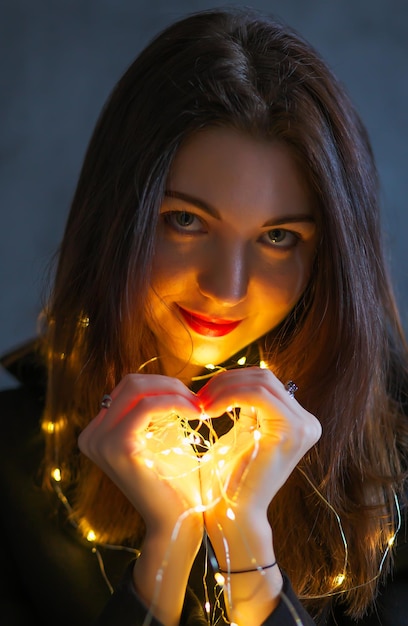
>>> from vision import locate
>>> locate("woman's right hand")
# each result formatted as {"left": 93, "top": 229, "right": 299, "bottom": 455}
{"left": 78, "top": 374, "right": 204, "bottom": 538}
{"left": 78, "top": 374, "right": 205, "bottom": 626}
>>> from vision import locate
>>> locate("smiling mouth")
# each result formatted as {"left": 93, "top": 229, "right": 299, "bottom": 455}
{"left": 178, "top": 306, "right": 242, "bottom": 337}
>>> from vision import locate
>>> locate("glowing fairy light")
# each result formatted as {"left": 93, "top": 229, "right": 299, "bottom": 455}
{"left": 51, "top": 467, "right": 62, "bottom": 482}
{"left": 333, "top": 573, "right": 345, "bottom": 586}
{"left": 205, "top": 364, "right": 216, "bottom": 370}
{"left": 185, "top": 434, "right": 201, "bottom": 445}
{"left": 218, "top": 445, "right": 230, "bottom": 455}
{"left": 43, "top": 416, "right": 66, "bottom": 434}
{"left": 194, "top": 504, "right": 207, "bottom": 513}
{"left": 78, "top": 315, "right": 90, "bottom": 327}
{"left": 226, "top": 507, "right": 235, "bottom": 521}
{"left": 42, "top": 347, "right": 403, "bottom": 613}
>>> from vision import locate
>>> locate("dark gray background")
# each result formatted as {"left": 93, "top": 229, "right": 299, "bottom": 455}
{"left": 1, "top": 0, "right": 407, "bottom": 389}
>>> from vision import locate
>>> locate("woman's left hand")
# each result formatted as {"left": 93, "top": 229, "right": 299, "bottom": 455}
{"left": 197, "top": 367, "right": 321, "bottom": 570}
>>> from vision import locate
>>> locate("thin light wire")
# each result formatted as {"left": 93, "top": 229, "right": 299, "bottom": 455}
{"left": 47, "top": 351, "right": 402, "bottom": 624}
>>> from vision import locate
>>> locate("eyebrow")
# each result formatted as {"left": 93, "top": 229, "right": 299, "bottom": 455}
{"left": 164, "top": 189, "right": 315, "bottom": 227}
{"left": 165, "top": 190, "right": 221, "bottom": 219}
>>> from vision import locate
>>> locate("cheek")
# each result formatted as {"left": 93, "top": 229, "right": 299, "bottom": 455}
{"left": 150, "top": 256, "right": 191, "bottom": 297}
{"left": 261, "top": 253, "right": 312, "bottom": 305}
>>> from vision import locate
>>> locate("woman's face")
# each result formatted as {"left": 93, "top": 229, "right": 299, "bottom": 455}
{"left": 146, "top": 127, "right": 317, "bottom": 381}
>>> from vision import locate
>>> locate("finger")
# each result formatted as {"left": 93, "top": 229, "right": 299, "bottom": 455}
{"left": 97, "top": 374, "right": 200, "bottom": 425}
{"left": 199, "top": 372, "right": 321, "bottom": 450}
{"left": 198, "top": 367, "right": 288, "bottom": 407}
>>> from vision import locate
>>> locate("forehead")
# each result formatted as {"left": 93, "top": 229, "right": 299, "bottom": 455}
{"left": 166, "top": 126, "right": 313, "bottom": 221}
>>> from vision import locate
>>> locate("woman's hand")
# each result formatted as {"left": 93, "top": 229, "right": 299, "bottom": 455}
{"left": 78, "top": 374, "right": 204, "bottom": 626}
{"left": 78, "top": 374, "right": 203, "bottom": 534}
{"left": 197, "top": 367, "right": 321, "bottom": 625}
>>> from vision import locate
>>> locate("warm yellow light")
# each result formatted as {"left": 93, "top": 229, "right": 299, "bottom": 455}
{"left": 218, "top": 446, "right": 230, "bottom": 455}
{"left": 194, "top": 504, "right": 207, "bottom": 513}
{"left": 253, "top": 429, "right": 261, "bottom": 441}
{"left": 144, "top": 459, "right": 154, "bottom": 468}
{"left": 86, "top": 530, "right": 97, "bottom": 542}
{"left": 214, "top": 572, "right": 225, "bottom": 585}
{"left": 333, "top": 573, "right": 345, "bottom": 586}
{"left": 79, "top": 315, "right": 90, "bottom": 327}
{"left": 387, "top": 535, "right": 395, "bottom": 547}
{"left": 43, "top": 417, "right": 66, "bottom": 434}
{"left": 205, "top": 364, "right": 216, "bottom": 370}
{"left": 237, "top": 356, "right": 246, "bottom": 366}
{"left": 226, "top": 507, "right": 235, "bottom": 521}
{"left": 259, "top": 360, "right": 268, "bottom": 369}
{"left": 185, "top": 434, "right": 201, "bottom": 445}
{"left": 51, "top": 467, "right": 62, "bottom": 482}
{"left": 204, "top": 601, "right": 211, "bottom": 613}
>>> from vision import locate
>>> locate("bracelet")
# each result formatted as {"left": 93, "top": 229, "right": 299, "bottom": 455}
{"left": 218, "top": 560, "right": 277, "bottom": 574}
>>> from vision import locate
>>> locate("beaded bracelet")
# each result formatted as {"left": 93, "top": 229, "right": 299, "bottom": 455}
{"left": 218, "top": 560, "right": 277, "bottom": 574}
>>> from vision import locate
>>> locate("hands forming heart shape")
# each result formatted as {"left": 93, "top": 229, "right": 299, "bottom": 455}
{"left": 78, "top": 367, "right": 321, "bottom": 549}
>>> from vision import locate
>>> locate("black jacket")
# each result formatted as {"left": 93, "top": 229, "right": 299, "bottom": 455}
{"left": 1, "top": 341, "right": 407, "bottom": 625}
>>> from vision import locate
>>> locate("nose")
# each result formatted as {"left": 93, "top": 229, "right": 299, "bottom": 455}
{"left": 197, "top": 241, "right": 249, "bottom": 307}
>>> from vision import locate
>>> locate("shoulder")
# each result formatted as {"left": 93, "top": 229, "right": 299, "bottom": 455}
{"left": 0, "top": 340, "right": 46, "bottom": 483}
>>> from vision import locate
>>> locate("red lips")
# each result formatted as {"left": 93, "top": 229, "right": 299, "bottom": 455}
{"left": 178, "top": 306, "right": 242, "bottom": 337}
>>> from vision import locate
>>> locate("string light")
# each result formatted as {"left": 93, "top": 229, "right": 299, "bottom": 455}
{"left": 214, "top": 572, "right": 225, "bottom": 586}
{"left": 333, "top": 573, "right": 346, "bottom": 587}
{"left": 43, "top": 345, "right": 402, "bottom": 625}
{"left": 78, "top": 315, "right": 90, "bottom": 327}
{"left": 226, "top": 508, "right": 235, "bottom": 521}
{"left": 51, "top": 467, "right": 62, "bottom": 482}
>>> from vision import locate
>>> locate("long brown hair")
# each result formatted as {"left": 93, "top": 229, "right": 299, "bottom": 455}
{"left": 41, "top": 8, "right": 408, "bottom": 620}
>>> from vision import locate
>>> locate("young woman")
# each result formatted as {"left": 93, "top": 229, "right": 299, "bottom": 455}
{"left": 1, "top": 7, "right": 407, "bottom": 626}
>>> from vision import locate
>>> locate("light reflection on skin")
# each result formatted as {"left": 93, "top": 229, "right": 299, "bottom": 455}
{"left": 145, "top": 126, "right": 318, "bottom": 382}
